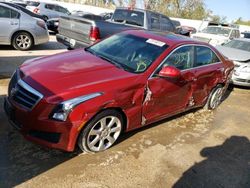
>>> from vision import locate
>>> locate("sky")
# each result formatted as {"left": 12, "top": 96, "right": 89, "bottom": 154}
{"left": 204, "top": 0, "right": 250, "bottom": 22}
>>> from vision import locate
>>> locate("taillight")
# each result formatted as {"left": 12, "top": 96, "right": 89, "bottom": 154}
{"left": 89, "top": 26, "right": 100, "bottom": 42}
{"left": 33, "top": 8, "right": 40, "bottom": 14}
{"left": 37, "top": 20, "right": 46, "bottom": 30}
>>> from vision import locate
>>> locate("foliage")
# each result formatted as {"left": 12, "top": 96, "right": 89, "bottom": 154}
{"left": 234, "top": 17, "right": 250, "bottom": 26}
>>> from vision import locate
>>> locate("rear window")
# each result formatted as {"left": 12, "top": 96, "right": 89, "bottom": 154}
{"left": 87, "top": 33, "right": 168, "bottom": 73}
{"left": 27, "top": 1, "right": 40, "bottom": 7}
{"left": 113, "top": 9, "right": 144, "bottom": 27}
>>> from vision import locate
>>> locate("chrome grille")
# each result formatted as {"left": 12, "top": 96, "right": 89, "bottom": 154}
{"left": 8, "top": 72, "right": 43, "bottom": 110}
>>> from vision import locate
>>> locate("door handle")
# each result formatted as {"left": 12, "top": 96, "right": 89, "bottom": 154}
{"left": 10, "top": 22, "right": 18, "bottom": 25}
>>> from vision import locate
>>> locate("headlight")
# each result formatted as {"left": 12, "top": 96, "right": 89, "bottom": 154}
{"left": 240, "top": 65, "right": 250, "bottom": 73}
{"left": 51, "top": 92, "right": 103, "bottom": 121}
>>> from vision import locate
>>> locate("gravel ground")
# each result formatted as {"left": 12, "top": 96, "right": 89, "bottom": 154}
{"left": 0, "top": 36, "right": 250, "bottom": 188}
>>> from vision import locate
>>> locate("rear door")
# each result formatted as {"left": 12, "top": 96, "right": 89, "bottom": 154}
{"left": 0, "top": 5, "right": 19, "bottom": 44}
{"left": 192, "top": 45, "right": 224, "bottom": 106}
{"left": 142, "top": 45, "right": 195, "bottom": 124}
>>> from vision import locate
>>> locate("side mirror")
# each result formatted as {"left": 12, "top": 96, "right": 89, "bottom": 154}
{"left": 159, "top": 66, "right": 181, "bottom": 78}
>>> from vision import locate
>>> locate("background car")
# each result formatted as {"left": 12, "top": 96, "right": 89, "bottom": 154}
{"left": 216, "top": 38, "right": 250, "bottom": 87}
{"left": 0, "top": 2, "right": 49, "bottom": 50}
{"left": 4, "top": 30, "right": 234, "bottom": 152}
{"left": 242, "top": 32, "right": 250, "bottom": 39}
{"left": 191, "top": 26, "right": 240, "bottom": 46}
{"left": 26, "top": 2, "right": 70, "bottom": 20}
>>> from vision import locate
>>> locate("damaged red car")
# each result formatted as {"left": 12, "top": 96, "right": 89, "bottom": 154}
{"left": 4, "top": 30, "right": 234, "bottom": 152}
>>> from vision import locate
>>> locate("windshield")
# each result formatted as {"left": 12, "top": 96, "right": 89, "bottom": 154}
{"left": 223, "top": 40, "right": 250, "bottom": 52}
{"left": 112, "top": 9, "right": 144, "bottom": 27}
{"left": 202, "top": 26, "right": 231, "bottom": 37}
{"left": 86, "top": 33, "right": 168, "bottom": 73}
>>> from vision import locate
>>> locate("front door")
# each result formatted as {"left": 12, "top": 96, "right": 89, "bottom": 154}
{"left": 142, "top": 45, "right": 195, "bottom": 124}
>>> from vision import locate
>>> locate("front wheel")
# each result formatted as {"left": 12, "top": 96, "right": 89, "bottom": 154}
{"left": 78, "top": 110, "right": 124, "bottom": 153}
{"left": 204, "top": 85, "right": 224, "bottom": 110}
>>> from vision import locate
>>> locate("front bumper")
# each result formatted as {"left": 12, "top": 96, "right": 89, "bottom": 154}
{"left": 231, "top": 73, "right": 250, "bottom": 87}
{"left": 56, "top": 34, "right": 90, "bottom": 49}
{"left": 4, "top": 97, "right": 81, "bottom": 151}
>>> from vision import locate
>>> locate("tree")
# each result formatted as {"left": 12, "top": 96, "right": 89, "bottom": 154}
{"left": 143, "top": 0, "right": 209, "bottom": 20}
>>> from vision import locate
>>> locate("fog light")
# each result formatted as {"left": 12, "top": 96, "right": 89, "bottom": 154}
{"left": 52, "top": 113, "right": 67, "bottom": 121}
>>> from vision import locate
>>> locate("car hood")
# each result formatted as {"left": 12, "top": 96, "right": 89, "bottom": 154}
{"left": 216, "top": 46, "right": 250, "bottom": 62}
{"left": 20, "top": 49, "right": 139, "bottom": 103}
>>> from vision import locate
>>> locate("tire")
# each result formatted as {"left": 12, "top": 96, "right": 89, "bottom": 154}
{"left": 12, "top": 32, "right": 33, "bottom": 51}
{"left": 204, "top": 85, "right": 224, "bottom": 110}
{"left": 43, "top": 15, "right": 48, "bottom": 22}
{"left": 78, "top": 109, "right": 124, "bottom": 153}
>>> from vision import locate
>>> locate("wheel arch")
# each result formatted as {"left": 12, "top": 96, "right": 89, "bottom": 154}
{"left": 11, "top": 30, "right": 35, "bottom": 45}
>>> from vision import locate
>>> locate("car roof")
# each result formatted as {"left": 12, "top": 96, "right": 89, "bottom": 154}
{"left": 0, "top": 2, "right": 20, "bottom": 12}
{"left": 125, "top": 30, "right": 206, "bottom": 46}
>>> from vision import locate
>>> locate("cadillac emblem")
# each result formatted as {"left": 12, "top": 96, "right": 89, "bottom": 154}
{"left": 10, "top": 87, "right": 18, "bottom": 97}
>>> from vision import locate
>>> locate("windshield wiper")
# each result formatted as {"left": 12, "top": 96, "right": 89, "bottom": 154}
{"left": 97, "top": 54, "right": 124, "bottom": 70}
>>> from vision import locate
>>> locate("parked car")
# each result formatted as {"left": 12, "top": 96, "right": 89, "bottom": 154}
{"left": 4, "top": 30, "right": 234, "bottom": 152}
{"left": 0, "top": 2, "right": 49, "bottom": 50}
{"left": 26, "top": 2, "right": 70, "bottom": 20}
{"left": 2, "top": 2, "right": 46, "bottom": 21}
{"left": 57, "top": 7, "right": 177, "bottom": 49}
{"left": 242, "top": 32, "right": 250, "bottom": 39}
{"left": 216, "top": 38, "right": 250, "bottom": 87}
{"left": 191, "top": 26, "right": 240, "bottom": 46}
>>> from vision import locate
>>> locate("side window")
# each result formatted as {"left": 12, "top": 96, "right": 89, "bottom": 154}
{"left": 158, "top": 46, "right": 194, "bottom": 72}
{"left": 58, "top": 6, "right": 68, "bottom": 14}
{"left": 45, "top": 4, "right": 55, "bottom": 10}
{"left": 150, "top": 13, "right": 160, "bottom": 30}
{"left": 194, "top": 46, "right": 220, "bottom": 67}
{"left": 230, "top": 30, "right": 236, "bottom": 38}
{"left": 11, "top": 10, "right": 19, "bottom": 19}
{"left": 161, "top": 16, "right": 174, "bottom": 32}
{"left": 235, "top": 30, "right": 240, "bottom": 38}
{"left": 0, "top": 6, "right": 11, "bottom": 18}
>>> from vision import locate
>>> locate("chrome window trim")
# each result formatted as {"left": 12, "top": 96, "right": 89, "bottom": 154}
{"left": 149, "top": 44, "right": 223, "bottom": 79}
{"left": 17, "top": 79, "right": 44, "bottom": 110}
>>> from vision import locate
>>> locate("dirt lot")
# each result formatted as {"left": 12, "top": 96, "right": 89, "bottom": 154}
{"left": 0, "top": 36, "right": 250, "bottom": 188}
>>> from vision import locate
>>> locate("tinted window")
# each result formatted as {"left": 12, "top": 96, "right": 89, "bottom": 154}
{"left": 0, "top": 6, "right": 11, "bottom": 18}
{"left": 11, "top": 9, "right": 19, "bottom": 19}
{"left": 161, "top": 16, "right": 174, "bottom": 32}
{"left": 195, "top": 46, "right": 220, "bottom": 67}
{"left": 27, "top": 1, "right": 40, "bottom": 6}
{"left": 45, "top": 4, "right": 55, "bottom": 10}
{"left": 57, "top": 6, "right": 69, "bottom": 14}
{"left": 113, "top": 9, "right": 144, "bottom": 27}
{"left": 151, "top": 13, "right": 160, "bottom": 30}
{"left": 87, "top": 33, "right": 168, "bottom": 73}
{"left": 160, "top": 46, "right": 194, "bottom": 71}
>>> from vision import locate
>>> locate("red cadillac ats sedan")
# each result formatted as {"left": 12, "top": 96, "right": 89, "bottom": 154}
{"left": 4, "top": 30, "right": 234, "bottom": 152}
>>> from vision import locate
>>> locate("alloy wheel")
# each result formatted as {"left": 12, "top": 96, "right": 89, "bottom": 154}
{"left": 86, "top": 116, "right": 122, "bottom": 152}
